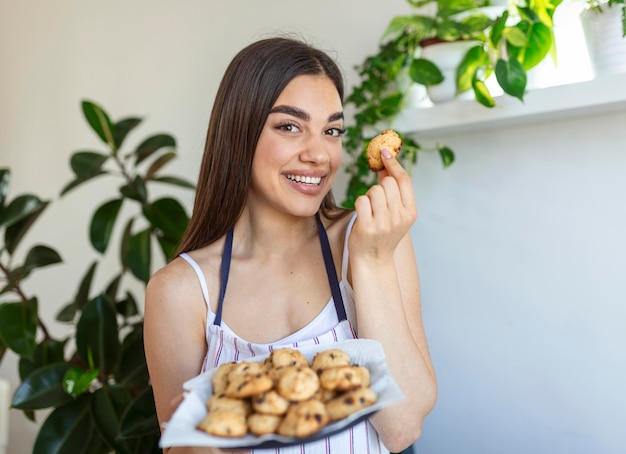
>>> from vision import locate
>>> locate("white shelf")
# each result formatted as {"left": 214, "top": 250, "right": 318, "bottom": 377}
{"left": 392, "top": 72, "right": 626, "bottom": 138}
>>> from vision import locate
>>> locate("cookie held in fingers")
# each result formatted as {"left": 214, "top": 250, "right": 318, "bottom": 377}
{"left": 366, "top": 129, "right": 402, "bottom": 171}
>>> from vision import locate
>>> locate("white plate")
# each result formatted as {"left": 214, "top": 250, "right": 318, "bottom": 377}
{"left": 160, "top": 338, "right": 404, "bottom": 449}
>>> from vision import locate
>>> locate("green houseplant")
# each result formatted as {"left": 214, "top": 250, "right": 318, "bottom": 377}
{"left": 0, "top": 100, "right": 194, "bottom": 453}
{"left": 342, "top": 0, "right": 562, "bottom": 206}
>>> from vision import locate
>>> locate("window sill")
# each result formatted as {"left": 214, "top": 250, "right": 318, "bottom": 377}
{"left": 392, "top": 72, "right": 626, "bottom": 138}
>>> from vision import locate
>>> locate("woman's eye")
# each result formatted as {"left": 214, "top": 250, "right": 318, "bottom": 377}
{"left": 276, "top": 123, "right": 300, "bottom": 133}
{"left": 325, "top": 127, "right": 346, "bottom": 138}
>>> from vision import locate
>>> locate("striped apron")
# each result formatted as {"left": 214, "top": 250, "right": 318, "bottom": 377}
{"left": 181, "top": 213, "right": 388, "bottom": 453}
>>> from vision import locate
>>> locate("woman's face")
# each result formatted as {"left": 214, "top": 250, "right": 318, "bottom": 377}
{"left": 248, "top": 75, "right": 344, "bottom": 218}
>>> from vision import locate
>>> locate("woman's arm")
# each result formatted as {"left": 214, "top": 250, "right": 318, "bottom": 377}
{"left": 145, "top": 259, "right": 226, "bottom": 454}
{"left": 348, "top": 148, "right": 438, "bottom": 452}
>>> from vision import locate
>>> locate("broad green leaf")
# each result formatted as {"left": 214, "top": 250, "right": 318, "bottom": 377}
{"left": 56, "top": 260, "right": 98, "bottom": 322}
{"left": 19, "top": 338, "right": 67, "bottom": 381}
{"left": 150, "top": 175, "right": 196, "bottom": 189}
{"left": 104, "top": 274, "right": 123, "bottom": 301}
{"left": 145, "top": 151, "right": 176, "bottom": 180}
{"left": 82, "top": 100, "right": 115, "bottom": 149}
{"left": 113, "top": 117, "right": 142, "bottom": 150}
{"left": 143, "top": 197, "right": 189, "bottom": 239}
{"left": 120, "top": 218, "right": 134, "bottom": 271}
{"left": 0, "top": 338, "right": 6, "bottom": 363}
{"left": 157, "top": 235, "right": 180, "bottom": 263}
{"left": 134, "top": 134, "right": 176, "bottom": 165}
{"left": 473, "top": 79, "right": 496, "bottom": 107}
{"left": 118, "top": 386, "right": 159, "bottom": 439}
{"left": 0, "top": 194, "right": 46, "bottom": 229}
{"left": 455, "top": 45, "right": 485, "bottom": 93}
{"left": 63, "top": 366, "right": 100, "bottom": 398}
{"left": 12, "top": 362, "right": 74, "bottom": 409}
{"left": 489, "top": 11, "right": 508, "bottom": 47}
{"left": 119, "top": 176, "right": 147, "bottom": 202}
{"left": 504, "top": 26, "right": 528, "bottom": 48}
{"left": 21, "top": 245, "right": 62, "bottom": 272}
{"left": 438, "top": 145, "right": 456, "bottom": 167}
{"left": 90, "top": 385, "right": 132, "bottom": 453}
{"left": 522, "top": 22, "right": 552, "bottom": 69}
{"left": 90, "top": 199, "right": 123, "bottom": 253}
{"left": 4, "top": 201, "right": 48, "bottom": 254}
{"left": 116, "top": 291, "right": 139, "bottom": 319}
{"left": 55, "top": 302, "right": 77, "bottom": 323}
{"left": 409, "top": 58, "right": 445, "bottom": 86}
{"left": 33, "top": 395, "right": 94, "bottom": 454}
{"left": 76, "top": 295, "right": 120, "bottom": 374}
{"left": 495, "top": 58, "right": 527, "bottom": 101}
{"left": 0, "top": 168, "right": 9, "bottom": 209}
{"left": 125, "top": 229, "right": 151, "bottom": 283}
{"left": 115, "top": 325, "right": 149, "bottom": 388}
{"left": 0, "top": 300, "right": 38, "bottom": 358}
{"left": 70, "top": 151, "right": 109, "bottom": 180}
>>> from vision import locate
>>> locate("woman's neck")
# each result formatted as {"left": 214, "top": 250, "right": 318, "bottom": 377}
{"left": 232, "top": 207, "right": 320, "bottom": 258}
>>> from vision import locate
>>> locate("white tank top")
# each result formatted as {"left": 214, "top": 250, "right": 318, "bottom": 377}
{"left": 180, "top": 213, "right": 389, "bottom": 454}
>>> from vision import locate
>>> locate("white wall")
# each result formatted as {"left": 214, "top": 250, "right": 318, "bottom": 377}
{"left": 411, "top": 110, "right": 626, "bottom": 454}
{"left": 1, "top": 1, "right": 625, "bottom": 453}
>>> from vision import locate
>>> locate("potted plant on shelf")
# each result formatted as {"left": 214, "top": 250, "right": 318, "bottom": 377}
{"left": 342, "top": 0, "right": 562, "bottom": 206}
{"left": 579, "top": 0, "right": 626, "bottom": 76}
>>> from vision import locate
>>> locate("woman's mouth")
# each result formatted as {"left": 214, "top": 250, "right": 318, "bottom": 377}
{"left": 285, "top": 174, "right": 322, "bottom": 186}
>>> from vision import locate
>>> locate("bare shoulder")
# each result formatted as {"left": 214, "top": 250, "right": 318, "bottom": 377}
{"left": 323, "top": 209, "right": 355, "bottom": 245}
{"left": 146, "top": 257, "right": 198, "bottom": 304}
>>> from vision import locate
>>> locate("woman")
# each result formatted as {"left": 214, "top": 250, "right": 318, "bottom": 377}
{"left": 144, "top": 36, "right": 437, "bottom": 454}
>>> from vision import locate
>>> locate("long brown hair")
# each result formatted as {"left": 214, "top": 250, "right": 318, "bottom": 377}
{"left": 177, "top": 37, "right": 347, "bottom": 254}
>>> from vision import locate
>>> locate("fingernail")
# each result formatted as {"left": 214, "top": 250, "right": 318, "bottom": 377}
{"left": 381, "top": 148, "right": 392, "bottom": 158}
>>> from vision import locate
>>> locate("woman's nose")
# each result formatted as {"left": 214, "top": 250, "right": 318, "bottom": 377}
{"left": 299, "top": 135, "right": 330, "bottom": 164}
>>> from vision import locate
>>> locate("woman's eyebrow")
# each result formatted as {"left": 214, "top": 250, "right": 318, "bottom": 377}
{"left": 269, "top": 105, "right": 344, "bottom": 123}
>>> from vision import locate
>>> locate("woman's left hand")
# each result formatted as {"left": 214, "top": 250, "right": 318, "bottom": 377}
{"left": 350, "top": 148, "right": 417, "bottom": 261}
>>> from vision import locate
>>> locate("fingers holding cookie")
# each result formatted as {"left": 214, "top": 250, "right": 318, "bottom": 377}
{"left": 366, "top": 129, "right": 402, "bottom": 172}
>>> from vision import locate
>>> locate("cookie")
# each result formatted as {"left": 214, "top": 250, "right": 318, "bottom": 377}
{"left": 197, "top": 409, "right": 248, "bottom": 438}
{"left": 251, "top": 390, "right": 290, "bottom": 415}
{"left": 247, "top": 413, "right": 283, "bottom": 436}
{"left": 313, "top": 387, "right": 337, "bottom": 403}
{"left": 276, "top": 366, "right": 320, "bottom": 401}
{"left": 319, "top": 365, "right": 370, "bottom": 392}
{"left": 366, "top": 129, "right": 402, "bottom": 171}
{"left": 311, "top": 349, "right": 351, "bottom": 373}
{"left": 224, "top": 363, "right": 273, "bottom": 398}
{"left": 268, "top": 348, "right": 310, "bottom": 368}
{"left": 211, "top": 362, "right": 236, "bottom": 395}
{"left": 277, "top": 400, "right": 329, "bottom": 438}
{"left": 325, "top": 387, "right": 378, "bottom": 422}
{"left": 206, "top": 394, "right": 251, "bottom": 416}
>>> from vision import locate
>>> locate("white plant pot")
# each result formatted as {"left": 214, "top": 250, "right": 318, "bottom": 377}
{"left": 420, "top": 40, "right": 482, "bottom": 103}
{"left": 580, "top": 5, "right": 626, "bottom": 77}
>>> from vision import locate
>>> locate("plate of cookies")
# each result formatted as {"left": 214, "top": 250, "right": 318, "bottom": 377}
{"left": 159, "top": 338, "right": 404, "bottom": 449}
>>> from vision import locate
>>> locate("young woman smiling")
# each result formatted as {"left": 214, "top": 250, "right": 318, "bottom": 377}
{"left": 144, "top": 37, "right": 437, "bottom": 454}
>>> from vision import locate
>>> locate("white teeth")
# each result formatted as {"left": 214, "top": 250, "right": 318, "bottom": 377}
{"left": 286, "top": 174, "right": 322, "bottom": 185}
